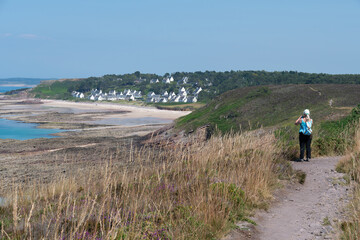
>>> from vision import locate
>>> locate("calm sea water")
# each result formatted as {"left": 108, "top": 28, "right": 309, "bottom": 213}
{"left": 0, "top": 78, "right": 47, "bottom": 93}
{"left": 0, "top": 119, "right": 65, "bottom": 140}
{"left": 0, "top": 86, "right": 28, "bottom": 93}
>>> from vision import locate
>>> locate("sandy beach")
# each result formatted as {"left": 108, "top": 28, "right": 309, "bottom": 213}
{"left": 0, "top": 99, "right": 190, "bottom": 127}
{"left": 41, "top": 99, "right": 190, "bottom": 120}
{"left": 0, "top": 98, "right": 191, "bottom": 193}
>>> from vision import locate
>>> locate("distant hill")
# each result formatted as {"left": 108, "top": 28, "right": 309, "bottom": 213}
{"left": 175, "top": 84, "right": 360, "bottom": 133}
{"left": 29, "top": 71, "right": 360, "bottom": 101}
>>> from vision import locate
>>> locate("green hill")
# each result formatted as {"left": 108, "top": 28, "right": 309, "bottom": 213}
{"left": 176, "top": 84, "right": 360, "bottom": 133}
{"left": 29, "top": 71, "right": 360, "bottom": 101}
{"left": 30, "top": 78, "right": 81, "bottom": 99}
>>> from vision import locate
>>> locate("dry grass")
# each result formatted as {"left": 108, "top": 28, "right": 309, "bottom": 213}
{"left": 336, "top": 123, "right": 360, "bottom": 239}
{"left": 0, "top": 131, "right": 287, "bottom": 239}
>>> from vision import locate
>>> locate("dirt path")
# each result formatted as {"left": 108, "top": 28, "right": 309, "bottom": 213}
{"left": 225, "top": 156, "right": 351, "bottom": 240}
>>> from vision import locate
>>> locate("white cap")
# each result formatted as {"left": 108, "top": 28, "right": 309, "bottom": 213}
{"left": 304, "top": 109, "right": 310, "bottom": 115}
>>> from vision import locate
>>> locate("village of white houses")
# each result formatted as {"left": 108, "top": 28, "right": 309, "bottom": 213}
{"left": 71, "top": 76, "right": 203, "bottom": 103}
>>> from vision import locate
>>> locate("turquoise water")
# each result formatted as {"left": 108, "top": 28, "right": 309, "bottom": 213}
{"left": 0, "top": 119, "right": 65, "bottom": 140}
{"left": 0, "top": 86, "right": 28, "bottom": 93}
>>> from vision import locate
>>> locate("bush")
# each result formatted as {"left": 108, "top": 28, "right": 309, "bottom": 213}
{"left": 314, "top": 105, "right": 360, "bottom": 156}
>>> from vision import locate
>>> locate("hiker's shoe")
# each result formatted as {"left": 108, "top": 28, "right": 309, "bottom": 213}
{"left": 297, "top": 159, "right": 304, "bottom": 162}
{"left": 305, "top": 158, "right": 310, "bottom": 162}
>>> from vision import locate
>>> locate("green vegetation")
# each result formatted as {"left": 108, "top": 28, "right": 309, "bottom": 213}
{"left": 3, "top": 87, "right": 30, "bottom": 95}
{"left": 176, "top": 84, "right": 360, "bottom": 134}
{"left": 152, "top": 102, "right": 206, "bottom": 111}
{"left": 295, "top": 170, "right": 306, "bottom": 184}
{"left": 176, "top": 84, "right": 360, "bottom": 162}
{"left": 176, "top": 86, "right": 271, "bottom": 133}
{"left": 322, "top": 217, "right": 331, "bottom": 226}
{"left": 315, "top": 105, "right": 360, "bottom": 155}
{"left": 6, "top": 74, "right": 360, "bottom": 239}
{"left": 32, "top": 80, "right": 77, "bottom": 99}
{"left": 30, "top": 70, "right": 360, "bottom": 102}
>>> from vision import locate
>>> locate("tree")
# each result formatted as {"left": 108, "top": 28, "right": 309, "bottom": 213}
{"left": 134, "top": 71, "right": 141, "bottom": 78}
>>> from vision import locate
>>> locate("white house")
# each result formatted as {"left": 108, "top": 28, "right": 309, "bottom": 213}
{"left": 179, "top": 87, "right": 187, "bottom": 97}
{"left": 72, "top": 91, "right": 85, "bottom": 99}
{"left": 190, "top": 96, "right": 198, "bottom": 103}
{"left": 125, "top": 95, "right": 135, "bottom": 101}
{"left": 146, "top": 95, "right": 161, "bottom": 103}
{"left": 133, "top": 91, "right": 142, "bottom": 99}
{"left": 124, "top": 89, "right": 131, "bottom": 95}
{"left": 117, "top": 94, "right": 126, "bottom": 100}
{"left": 147, "top": 92, "right": 155, "bottom": 97}
{"left": 97, "top": 95, "right": 105, "bottom": 101}
{"left": 194, "top": 87, "right": 202, "bottom": 95}
{"left": 173, "top": 95, "right": 181, "bottom": 102}
{"left": 150, "top": 79, "right": 159, "bottom": 84}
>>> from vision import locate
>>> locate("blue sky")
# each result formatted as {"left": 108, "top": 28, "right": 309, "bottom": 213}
{"left": 1, "top": 0, "right": 360, "bottom": 78}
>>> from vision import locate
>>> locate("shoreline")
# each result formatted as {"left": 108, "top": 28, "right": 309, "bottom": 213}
{"left": 39, "top": 99, "right": 191, "bottom": 121}
{"left": 0, "top": 98, "right": 189, "bottom": 191}
{"left": 0, "top": 98, "right": 190, "bottom": 129}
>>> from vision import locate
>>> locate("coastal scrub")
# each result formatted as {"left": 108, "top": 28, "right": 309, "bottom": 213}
{"left": 0, "top": 130, "right": 289, "bottom": 239}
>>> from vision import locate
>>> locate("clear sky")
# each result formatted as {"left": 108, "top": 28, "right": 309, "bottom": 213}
{"left": 1, "top": 0, "right": 360, "bottom": 78}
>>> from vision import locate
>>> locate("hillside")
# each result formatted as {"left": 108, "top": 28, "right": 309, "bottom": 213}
{"left": 30, "top": 78, "right": 81, "bottom": 99}
{"left": 3, "top": 84, "right": 360, "bottom": 239}
{"left": 29, "top": 71, "right": 360, "bottom": 102}
{"left": 176, "top": 84, "right": 360, "bottom": 133}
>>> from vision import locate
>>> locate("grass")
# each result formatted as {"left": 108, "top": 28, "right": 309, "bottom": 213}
{"left": 4, "top": 84, "right": 360, "bottom": 239}
{"left": 295, "top": 170, "right": 306, "bottom": 184}
{"left": 151, "top": 102, "right": 206, "bottom": 111}
{"left": 70, "top": 98, "right": 147, "bottom": 107}
{"left": 31, "top": 80, "right": 74, "bottom": 99}
{"left": 176, "top": 84, "right": 360, "bottom": 161}
{"left": 176, "top": 86, "right": 271, "bottom": 133}
{"left": 176, "top": 84, "right": 360, "bottom": 135}
{"left": 323, "top": 217, "right": 331, "bottom": 226}
{"left": 0, "top": 130, "right": 291, "bottom": 239}
{"left": 335, "top": 121, "right": 360, "bottom": 239}
{"left": 314, "top": 105, "right": 360, "bottom": 156}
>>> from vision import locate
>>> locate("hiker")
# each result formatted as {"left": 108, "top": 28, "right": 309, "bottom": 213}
{"left": 295, "top": 109, "right": 313, "bottom": 162}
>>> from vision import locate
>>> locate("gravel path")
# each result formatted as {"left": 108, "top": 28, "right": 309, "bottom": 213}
{"left": 224, "top": 156, "right": 351, "bottom": 240}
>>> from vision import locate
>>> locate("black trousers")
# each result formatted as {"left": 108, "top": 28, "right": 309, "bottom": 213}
{"left": 299, "top": 133, "right": 312, "bottom": 159}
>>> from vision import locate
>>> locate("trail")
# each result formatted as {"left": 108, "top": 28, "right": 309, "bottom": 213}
{"left": 225, "top": 156, "right": 351, "bottom": 240}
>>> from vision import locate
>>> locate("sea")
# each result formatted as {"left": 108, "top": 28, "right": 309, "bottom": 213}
{"left": 0, "top": 86, "right": 29, "bottom": 93}
{"left": 0, "top": 119, "right": 65, "bottom": 140}
{"left": 0, "top": 78, "right": 49, "bottom": 93}
{"left": 0, "top": 78, "right": 64, "bottom": 140}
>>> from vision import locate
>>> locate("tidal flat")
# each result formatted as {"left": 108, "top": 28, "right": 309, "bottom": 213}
{"left": 0, "top": 98, "right": 190, "bottom": 194}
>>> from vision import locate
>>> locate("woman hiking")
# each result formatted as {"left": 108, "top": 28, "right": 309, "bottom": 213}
{"left": 295, "top": 109, "right": 313, "bottom": 162}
